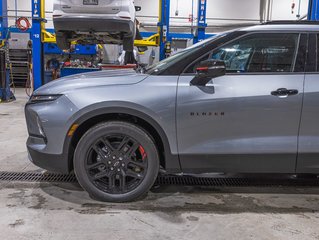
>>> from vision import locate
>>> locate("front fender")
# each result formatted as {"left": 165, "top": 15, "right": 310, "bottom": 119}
{"left": 63, "top": 101, "right": 181, "bottom": 173}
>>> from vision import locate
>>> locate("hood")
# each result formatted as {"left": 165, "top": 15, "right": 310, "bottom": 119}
{"left": 34, "top": 69, "right": 148, "bottom": 95}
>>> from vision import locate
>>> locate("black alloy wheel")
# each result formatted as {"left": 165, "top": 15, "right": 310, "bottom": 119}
{"left": 86, "top": 134, "right": 148, "bottom": 194}
{"left": 74, "top": 121, "right": 160, "bottom": 202}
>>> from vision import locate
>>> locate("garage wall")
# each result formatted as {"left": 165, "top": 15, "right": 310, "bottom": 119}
{"left": 6, "top": 0, "right": 309, "bottom": 32}
{"left": 136, "top": 0, "right": 309, "bottom": 32}
{"left": 7, "top": 0, "right": 54, "bottom": 28}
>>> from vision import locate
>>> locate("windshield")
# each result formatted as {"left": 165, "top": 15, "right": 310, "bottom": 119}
{"left": 145, "top": 32, "right": 230, "bottom": 75}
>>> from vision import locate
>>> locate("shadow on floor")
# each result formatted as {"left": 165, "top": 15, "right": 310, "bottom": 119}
{"left": 27, "top": 181, "right": 319, "bottom": 214}
{"left": 3, "top": 172, "right": 319, "bottom": 214}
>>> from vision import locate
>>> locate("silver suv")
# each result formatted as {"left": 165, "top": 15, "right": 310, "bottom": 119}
{"left": 25, "top": 22, "right": 319, "bottom": 202}
{"left": 53, "top": 0, "right": 136, "bottom": 50}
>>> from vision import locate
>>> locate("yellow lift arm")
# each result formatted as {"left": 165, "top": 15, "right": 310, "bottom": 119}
{"left": 42, "top": 29, "right": 160, "bottom": 47}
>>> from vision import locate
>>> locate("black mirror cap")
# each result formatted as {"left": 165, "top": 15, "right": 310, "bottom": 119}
{"left": 135, "top": 6, "right": 142, "bottom": 12}
{"left": 191, "top": 60, "right": 226, "bottom": 86}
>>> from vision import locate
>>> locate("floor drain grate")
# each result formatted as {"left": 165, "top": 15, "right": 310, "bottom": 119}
{"left": 155, "top": 175, "right": 319, "bottom": 187}
{"left": 0, "top": 171, "right": 319, "bottom": 187}
{"left": 0, "top": 171, "right": 77, "bottom": 183}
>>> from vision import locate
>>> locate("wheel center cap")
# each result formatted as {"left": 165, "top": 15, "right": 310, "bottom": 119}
{"left": 113, "top": 161, "right": 120, "bottom": 167}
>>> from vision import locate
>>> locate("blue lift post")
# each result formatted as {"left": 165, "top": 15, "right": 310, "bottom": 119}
{"left": 32, "top": 0, "right": 44, "bottom": 90}
{"left": 308, "top": 0, "right": 319, "bottom": 20}
{"left": 158, "top": 0, "right": 170, "bottom": 61}
{"left": 158, "top": 0, "right": 208, "bottom": 60}
{"left": 0, "top": 0, "right": 14, "bottom": 102}
{"left": 194, "top": 0, "right": 207, "bottom": 44}
{"left": 0, "top": 0, "right": 7, "bottom": 42}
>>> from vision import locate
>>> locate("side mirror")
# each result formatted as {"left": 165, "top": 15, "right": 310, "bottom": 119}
{"left": 190, "top": 59, "right": 226, "bottom": 86}
{"left": 135, "top": 6, "right": 142, "bottom": 12}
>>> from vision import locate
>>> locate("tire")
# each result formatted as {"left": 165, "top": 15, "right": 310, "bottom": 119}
{"left": 74, "top": 121, "right": 160, "bottom": 202}
{"left": 56, "top": 32, "right": 70, "bottom": 50}
{"left": 124, "top": 51, "right": 137, "bottom": 65}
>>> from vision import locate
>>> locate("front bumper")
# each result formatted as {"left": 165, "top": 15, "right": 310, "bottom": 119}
{"left": 27, "top": 137, "right": 70, "bottom": 174}
{"left": 25, "top": 95, "right": 79, "bottom": 174}
{"left": 53, "top": 16, "right": 134, "bottom": 37}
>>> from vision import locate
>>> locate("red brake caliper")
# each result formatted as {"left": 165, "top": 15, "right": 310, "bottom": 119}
{"left": 139, "top": 146, "right": 147, "bottom": 160}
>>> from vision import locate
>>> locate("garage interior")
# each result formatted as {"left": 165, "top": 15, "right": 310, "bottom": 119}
{"left": 2, "top": 0, "right": 319, "bottom": 239}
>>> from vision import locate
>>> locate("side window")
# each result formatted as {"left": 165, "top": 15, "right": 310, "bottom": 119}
{"left": 211, "top": 42, "right": 252, "bottom": 72}
{"left": 185, "top": 33, "right": 300, "bottom": 74}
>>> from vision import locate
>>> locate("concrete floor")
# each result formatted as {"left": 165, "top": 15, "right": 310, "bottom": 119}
{"left": 1, "top": 89, "right": 319, "bottom": 240}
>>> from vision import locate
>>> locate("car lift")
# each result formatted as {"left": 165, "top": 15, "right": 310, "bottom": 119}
{"left": 158, "top": 0, "right": 207, "bottom": 59}
{"left": 1, "top": 0, "right": 208, "bottom": 91}
{"left": 34, "top": 0, "right": 165, "bottom": 90}
{"left": 35, "top": 0, "right": 208, "bottom": 89}
{"left": 0, "top": 0, "right": 14, "bottom": 102}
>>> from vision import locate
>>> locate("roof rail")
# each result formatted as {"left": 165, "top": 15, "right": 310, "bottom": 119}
{"left": 263, "top": 20, "right": 319, "bottom": 25}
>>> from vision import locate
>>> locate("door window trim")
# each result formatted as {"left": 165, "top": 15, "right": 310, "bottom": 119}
{"left": 182, "top": 31, "right": 307, "bottom": 76}
{"left": 304, "top": 33, "right": 317, "bottom": 73}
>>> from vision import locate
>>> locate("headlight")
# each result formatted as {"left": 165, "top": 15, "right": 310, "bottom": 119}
{"left": 29, "top": 94, "right": 62, "bottom": 104}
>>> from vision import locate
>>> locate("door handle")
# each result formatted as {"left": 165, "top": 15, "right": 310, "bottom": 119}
{"left": 271, "top": 88, "right": 298, "bottom": 98}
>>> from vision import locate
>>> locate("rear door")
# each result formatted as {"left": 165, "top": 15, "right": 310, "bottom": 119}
{"left": 177, "top": 32, "right": 306, "bottom": 173}
{"left": 297, "top": 33, "right": 319, "bottom": 173}
{"left": 60, "top": 0, "right": 122, "bottom": 14}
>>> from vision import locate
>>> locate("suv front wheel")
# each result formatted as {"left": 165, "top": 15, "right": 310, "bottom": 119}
{"left": 74, "top": 121, "right": 160, "bottom": 202}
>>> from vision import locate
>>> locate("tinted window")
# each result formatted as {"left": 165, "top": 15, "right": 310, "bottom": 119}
{"left": 145, "top": 32, "right": 231, "bottom": 75}
{"left": 186, "top": 33, "right": 299, "bottom": 74}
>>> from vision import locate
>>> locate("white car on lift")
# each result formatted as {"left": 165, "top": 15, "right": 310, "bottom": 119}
{"left": 53, "top": 0, "right": 138, "bottom": 51}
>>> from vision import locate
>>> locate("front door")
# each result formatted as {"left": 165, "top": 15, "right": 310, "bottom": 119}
{"left": 177, "top": 32, "right": 306, "bottom": 173}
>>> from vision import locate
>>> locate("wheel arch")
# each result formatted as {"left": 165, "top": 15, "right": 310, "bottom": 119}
{"left": 64, "top": 106, "right": 181, "bottom": 174}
